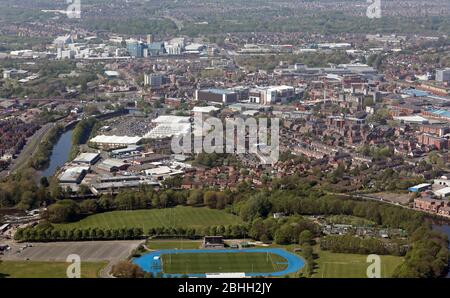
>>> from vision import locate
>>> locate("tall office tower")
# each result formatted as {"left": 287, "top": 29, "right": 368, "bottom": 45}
{"left": 126, "top": 40, "right": 147, "bottom": 58}
{"left": 436, "top": 69, "right": 450, "bottom": 82}
{"left": 147, "top": 34, "right": 154, "bottom": 44}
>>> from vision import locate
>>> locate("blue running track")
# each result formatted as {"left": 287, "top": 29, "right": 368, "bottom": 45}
{"left": 132, "top": 248, "right": 305, "bottom": 278}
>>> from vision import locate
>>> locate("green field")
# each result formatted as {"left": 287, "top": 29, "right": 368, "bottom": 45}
{"left": 55, "top": 206, "right": 242, "bottom": 230}
{"left": 0, "top": 261, "right": 107, "bottom": 278}
{"left": 162, "top": 252, "right": 287, "bottom": 274}
{"left": 146, "top": 240, "right": 202, "bottom": 250}
{"left": 313, "top": 251, "right": 404, "bottom": 278}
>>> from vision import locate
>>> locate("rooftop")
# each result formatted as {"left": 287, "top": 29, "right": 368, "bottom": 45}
{"left": 192, "top": 106, "right": 220, "bottom": 113}
{"left": 434, "top": 187, "right": 450, "bottom": 196}
{"left": 144, "top": 123, "right": 191, "bottom": 139}
{"left": 201, "top": 88, "right": 236, "bottom": 95}
{"left": 90, "top": 135, "right": 143, "bottom": 145}
{"left": 73, "top": 152, "right": 100, "bottom": 163}
{"left": 58, "top": 166, "right": 89, "bottom": 182}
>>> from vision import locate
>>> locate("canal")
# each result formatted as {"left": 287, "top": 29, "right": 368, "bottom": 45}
{"left": 41, "top": 128, "right": 73, "bottom": 177}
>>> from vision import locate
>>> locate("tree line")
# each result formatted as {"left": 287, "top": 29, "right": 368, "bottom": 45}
{"left": 14, "top": 224, "right": 250, "bottom": 242}
{"left": 29, "top": 125, "right": 64, "bottom": 170}
{"left": 69, "top": 117, "right": 98, "bottom": 160}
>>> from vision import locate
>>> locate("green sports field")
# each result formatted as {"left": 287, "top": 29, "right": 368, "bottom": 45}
{"left": 313, "top": 251, "right": 404, "bottom": 278}
{"left": 162, "top": 252, "right": 288, "bottom": 274}
{"left": 55, "top": 206, "right": 242, "bottom": 230}
{"left": 0, "top": 261, "right": 107, "bottom": 278}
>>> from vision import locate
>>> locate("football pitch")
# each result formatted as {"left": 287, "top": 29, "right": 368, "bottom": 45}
{"left": 133, "top": 248, "right": 305, "bottom": 277}
{"left": 162, "top": 252, "right": 288, "bottom": 274}
{"left": 55, "top": 206, "right": 242, "bottom": 230}
{"left": 313, "top": 251, "right": 404, "bottom": 278}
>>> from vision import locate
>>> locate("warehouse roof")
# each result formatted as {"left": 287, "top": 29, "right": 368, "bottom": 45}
{"left": 144, "top": 123, "right": 191, "bottom": 139}
{"left": 192, "top": 106, "right": 220, "bottom": 113}
{"left": 58, "top": 166, "right": 89, "bottom": 182}
{"left": 393, "top": 115, "right": 429, "bottom": 124}
{"left": 434, "top": 187, "right": 450, "bottom": 196}
{"left": 90, "top": 135, "right": 142, "bottom": 145}
{"left": 73, "top": 152, "right": 100, "bottom": 164}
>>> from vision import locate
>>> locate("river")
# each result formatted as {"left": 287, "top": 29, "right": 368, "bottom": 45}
{"left": 432, "top": 223, "right": 450, "bottom": 278}
{"left": 41, "top": 129, "right": 73, "bottom": 177}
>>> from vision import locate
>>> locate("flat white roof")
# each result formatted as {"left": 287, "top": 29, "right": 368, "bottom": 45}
{"left": 105, "top": 70, "right": 120, "bottom": 77}
{"left": 58, "top": 166, "right": 89, "bottom": 181}
{"left": 242, "top": 110, "right": 259, "bottom": 116}
{"left": 394, "top": 115, "right": 429, "bottom": 123}
{"left": 99, "top": 159, "right": 126, "bottom": 168}
{"left": 411, "top": 183, "right": 432, "bottom": 188}
{"left": 90, "top": 135, "right": 142, "bottom": 145}
{"left": 145, "top": 166, "right": 172, "bottom": 176}
{"left": 434, "top": 187, "right": 450, "bottom": 195}
{"left": 144, "top": 123, "right": 191, "bottom": 139}
{"left": 192, "top": 106, "right": 220, "bottom": 113}
{"left": 267, "top": 85, "right": 295, "bottom": 91}
{"left": 73, "top": 152, "right": 100, "bottom": 163}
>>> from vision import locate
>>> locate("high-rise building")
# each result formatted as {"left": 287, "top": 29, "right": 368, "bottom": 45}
{"left": 249, "top": 86, "right": 295, "bottom": 105}
{"left": 147, "top": 34, "right": 154, "bottom": 44}
{"left": 126, "top": 39, "right": 147, "bottom": 58}
{"left": 436, "top": 69, "right": 450, "bottom": 82}
{"left": 147, "top": 42, "right": 165, "bottom": 56}
{"left": 165, "top": 44, "right": 182, "bottom": 55}
{"left": 144, "top": 74, "right": 164, "bottom": 88}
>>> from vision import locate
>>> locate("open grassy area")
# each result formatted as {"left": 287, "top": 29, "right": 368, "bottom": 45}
{"left": 55, "top": 206, "right": 242, "bottom": 230}
{"left": 146, "top": 240, "right": 202, "bottom": 250}
{"left": 0, "top": 261, "right": 107, "bottom": 278}
{"left": 313, "top": 250, "right": 404, "bottom": 278}
{"left": 162, "top": 252, "right": 287, "bottom": 274}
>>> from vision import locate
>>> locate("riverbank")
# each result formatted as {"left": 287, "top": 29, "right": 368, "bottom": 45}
{"left": 41, "top": 128, "right": 74, "bottom": 178}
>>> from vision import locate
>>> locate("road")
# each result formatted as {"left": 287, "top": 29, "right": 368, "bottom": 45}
{"left": 0, "top": 123, "right": 55, "bottom": 179}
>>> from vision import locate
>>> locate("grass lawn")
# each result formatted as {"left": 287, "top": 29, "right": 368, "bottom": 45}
{"left": 0, "top": 261, "right": 107, "bottom": 278}
{"left": 146, "top": 240, "right": 202, "bottom": 250}
{"left": 162, "top": 252, "right": 288, "bottom": 274}
{"left": 313, "top": 250, "right": 404, "bottom": 278}
{"left": 55, "top": 206, "right": 242, "bottom": 231}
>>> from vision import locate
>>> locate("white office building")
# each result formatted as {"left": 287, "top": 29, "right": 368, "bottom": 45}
{"left": 436, "top": 69, "right": 450, "bottom": 82}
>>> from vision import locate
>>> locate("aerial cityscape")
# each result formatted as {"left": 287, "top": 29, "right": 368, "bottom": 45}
{"left": 0, "top": 0, "right": 450, "bottom": 283}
